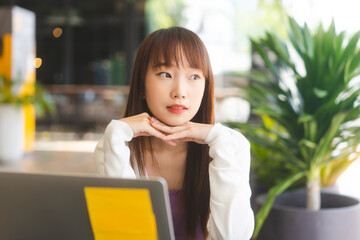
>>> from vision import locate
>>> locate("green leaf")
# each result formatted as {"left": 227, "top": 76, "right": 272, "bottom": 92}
{"left": 251, "top": 38, "right": 280, "bottom": 78}
{"left": 302, "top": 23, "right": 314, "bottom": 59}
{"left": 336, "top": 31, "right": 360, "bottom": 79}
{"left": 288, "top": 16, "right": 305, "bottom": 55}
{"left": 348, "top": 49, "right": 360, "bottom": 74}
{"left": 314, "top": 113, "right": 347, "bottom": 164}
{"left": 313, "top": 88, "right": 328, "bottom": 98}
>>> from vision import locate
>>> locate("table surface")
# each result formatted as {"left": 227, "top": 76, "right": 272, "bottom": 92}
{"left": 0, "top": 139, "right": 359, "bottom": 200}
{"left": 0, "top": 140, "right": 97, "bottom": 174}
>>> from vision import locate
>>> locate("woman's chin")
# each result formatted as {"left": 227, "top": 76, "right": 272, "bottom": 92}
{"left": 160, "top": 118, "right": 189, "bottom": 127}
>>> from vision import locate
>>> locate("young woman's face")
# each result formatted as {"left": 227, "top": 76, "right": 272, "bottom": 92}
{"left": 144, "top": 56, "right": 206, "bottom": 126}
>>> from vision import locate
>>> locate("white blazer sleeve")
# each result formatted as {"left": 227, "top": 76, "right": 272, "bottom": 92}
{"left": 205, "top": 123, "right": 254, "bottom": 240}
{"left": 94, "top": 120, "right": 136, "bottom": 178}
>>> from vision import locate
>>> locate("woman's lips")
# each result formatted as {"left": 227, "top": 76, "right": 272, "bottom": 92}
{"left": 167, "top": 104, "right": 188, "bottom": 114}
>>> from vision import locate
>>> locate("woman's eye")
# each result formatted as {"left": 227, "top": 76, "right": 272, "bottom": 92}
{"left": 158, "top": 72, "right": 171, "bottom": 78}
{"left": 190, "top": 74, "right": 201, "bottom": 80}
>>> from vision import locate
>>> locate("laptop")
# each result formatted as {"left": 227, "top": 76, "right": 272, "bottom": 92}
{"left": 0, "top": 171, "right": 175, "bottom": 240}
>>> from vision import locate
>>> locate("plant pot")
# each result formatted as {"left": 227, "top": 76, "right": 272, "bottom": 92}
{"left": 255, "top": 189, "right": 360, "bottom": 240}
{"left": 0, "top": 105, "right": 24, "bottom": 163}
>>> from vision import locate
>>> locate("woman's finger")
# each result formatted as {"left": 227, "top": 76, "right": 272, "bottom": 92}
{"left": 150, "top": 117, "right": 187, "bottom": 134}
{"left": 138, "top": 118, "right": 178, "bottom": 145}
{"left": 163, "top": 134, "right": 204, "bottom": 144}
{"left": 162, "top": 131, "right": 187, "bottom": 140}
{"left": 161, "top": 123, "right": 212, "bottom": 144}
{"left": 146, "top": 127, "right": 177, "bottom": 145}
{"left": 119, "top": 113, "right": 178, "bottom": 146}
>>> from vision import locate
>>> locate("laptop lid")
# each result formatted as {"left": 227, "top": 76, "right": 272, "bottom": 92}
{"left": 0, "top": 171, "right": 175, "bottom": 240}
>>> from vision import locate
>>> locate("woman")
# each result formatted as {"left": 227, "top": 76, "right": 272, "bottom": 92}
{"left": 94, "top": 26, "right": 254, "bottom": 240}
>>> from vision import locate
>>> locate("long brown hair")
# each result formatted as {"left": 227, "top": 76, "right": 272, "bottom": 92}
{"left": 124, "top": 27, "right": 214, "bottom": 239}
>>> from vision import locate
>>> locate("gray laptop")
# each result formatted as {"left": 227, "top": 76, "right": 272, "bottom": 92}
{"left": 0, "top": 171, "right": 175, "bottom": 240}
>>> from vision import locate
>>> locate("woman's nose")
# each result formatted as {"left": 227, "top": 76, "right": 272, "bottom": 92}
{"left": 171, "top": 79, "right": 186, "bottom": 99}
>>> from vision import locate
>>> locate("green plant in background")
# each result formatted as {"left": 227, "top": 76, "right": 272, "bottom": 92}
{"left": 227, "top": 16, "right": 360, "bottom": 238}
{"left": 235, "top": 0, "right": 288, "bottom": 41}
{"left": 232, "top": 115, "right": 306, "bottom": 190}
{"left": 0, "top": 75, "right": 54, "bottom": 116}
{"left": 145, "top": 0, "right": 186, "bottom": 33}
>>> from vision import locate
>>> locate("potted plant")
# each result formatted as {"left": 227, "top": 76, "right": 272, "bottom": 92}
{"left": 0, "top": 75, "right": 54, "bottom": 163}
{"left": 226, "top": 16, "right": 360, "bottom": 240}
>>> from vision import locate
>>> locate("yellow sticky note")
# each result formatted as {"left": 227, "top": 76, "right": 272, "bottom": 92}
{"left": 84, "top": 187, "right": 158, "bottom": 240}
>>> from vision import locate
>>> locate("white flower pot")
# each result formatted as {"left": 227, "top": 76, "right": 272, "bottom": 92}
{"left": 0, "top": 104, "right": 24, "bottom": 163}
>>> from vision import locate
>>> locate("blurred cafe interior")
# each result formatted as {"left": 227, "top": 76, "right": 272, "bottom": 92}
{"left": 0, "top": 0, "right": 359, "bottom": 223}
{"left": 0, "top": 0, "right": 259, "bottom": 174}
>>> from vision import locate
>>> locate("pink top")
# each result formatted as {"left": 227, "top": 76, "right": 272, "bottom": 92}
{"left": 169, "top": 190, "right": 204, "bottom": 240}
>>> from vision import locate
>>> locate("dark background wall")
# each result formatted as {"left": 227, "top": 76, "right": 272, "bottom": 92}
{"left": 0, "top": 0, "right": 146, "bottom": 86}
{"left": 0, "top": 0, "right": 146, "bottom": 133}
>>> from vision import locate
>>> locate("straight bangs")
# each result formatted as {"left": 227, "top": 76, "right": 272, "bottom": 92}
{"left": 148, "top": 28, "right": 211, "bottom": 80}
